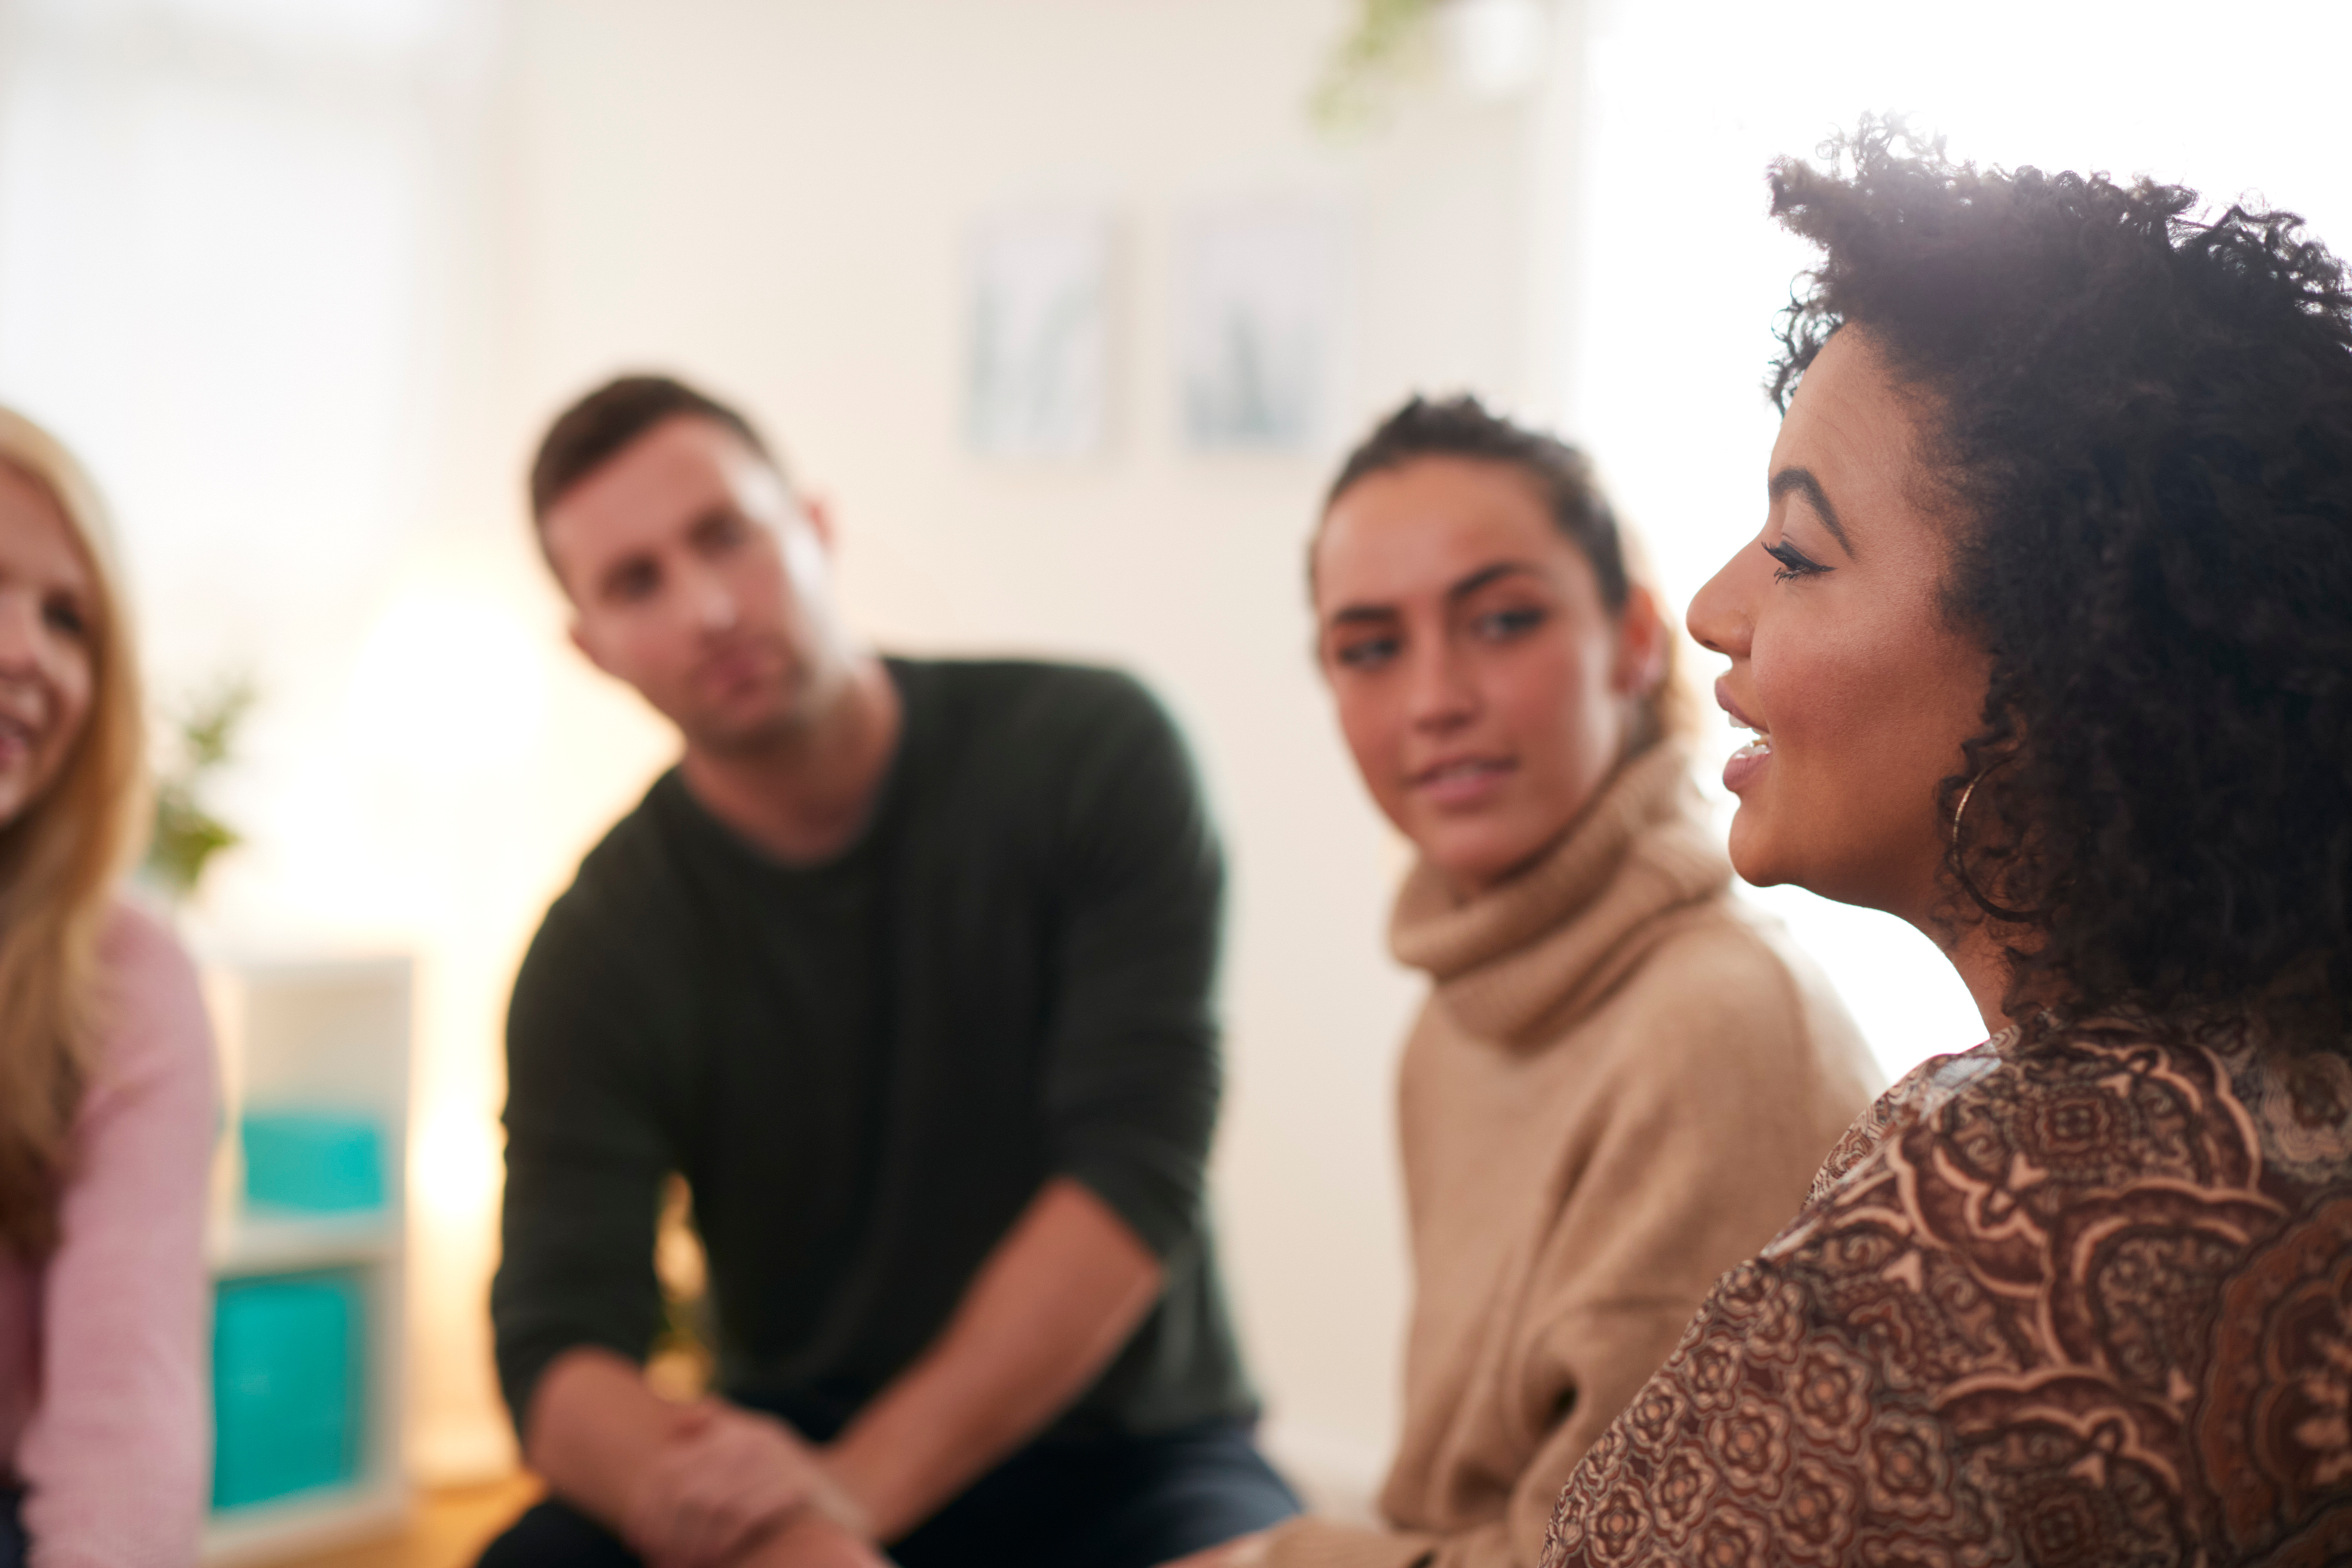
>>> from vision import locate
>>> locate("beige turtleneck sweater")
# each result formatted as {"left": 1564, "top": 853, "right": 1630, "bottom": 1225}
{"left": 1261, "top": 743, "right": 1880, "bottom": 1568}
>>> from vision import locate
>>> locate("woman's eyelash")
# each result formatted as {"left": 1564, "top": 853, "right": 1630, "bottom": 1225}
{"left": 1479, "top": 607, "right": 1546, "bottom": 634}
{"left": 1762, "top": 539, "right": 1829, "bottom": 582}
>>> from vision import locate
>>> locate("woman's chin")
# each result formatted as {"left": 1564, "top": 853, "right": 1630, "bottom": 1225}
{"left": 1724, "top": 808, "right": 1791, "bottom": 889}
{"left": 1420, "top": 823, "right": 1568, "bottom": 897}
{"left": 0, "top": 772, "right": 41, "bottom": 833}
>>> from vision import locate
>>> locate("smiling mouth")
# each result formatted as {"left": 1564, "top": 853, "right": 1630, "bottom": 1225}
{"left": 1415, "top": 756, "right": 1513, "bottom": 789}
{"left": 1713, "top": 678, "right": 1772, "bottom": 761}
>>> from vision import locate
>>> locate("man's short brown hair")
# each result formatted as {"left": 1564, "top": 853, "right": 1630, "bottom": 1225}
{"left": 529, "top": 374, "right": 779, "bottom": 524}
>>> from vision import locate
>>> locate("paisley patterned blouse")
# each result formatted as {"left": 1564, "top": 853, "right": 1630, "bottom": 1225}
{"left": 1540, "top": 1023, "right": 2352, "bottom": 1567}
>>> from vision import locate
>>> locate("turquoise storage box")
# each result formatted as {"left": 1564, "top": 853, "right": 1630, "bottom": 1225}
{"left": 212, "top": 1272, "right": 364, "bottom": 1510}
{"left": 241, "top": 1111, "right": 385, "bottom": 1214}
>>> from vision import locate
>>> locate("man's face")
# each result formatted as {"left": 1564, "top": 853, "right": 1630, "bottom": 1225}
{"left": 543, "top": 415, "right": 853, "bottom": 752}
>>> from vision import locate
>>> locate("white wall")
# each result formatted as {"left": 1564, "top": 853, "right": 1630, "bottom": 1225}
{"left": 467, "top": 0, "right": 1574, "bottom": 1486}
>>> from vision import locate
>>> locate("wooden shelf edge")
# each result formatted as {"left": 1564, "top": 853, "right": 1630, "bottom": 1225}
{"left": 209, "top": 1216, "right": 401, "bottom": 1277}
{"left": 202, "top": 1483, "right": 410, "bottom": 1568}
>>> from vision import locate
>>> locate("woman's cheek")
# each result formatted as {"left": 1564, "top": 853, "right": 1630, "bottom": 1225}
{"left": 1501, "top": 630, "right": 1592, "bottom": 745}
{"left": 1752, "top": 595, "right": 1967, "bottom": 900}
{"left": 1754, "top": 593, "right": 1905, "bottom": 758}
{"left": 60, "top": 665, "right": 93, "bottom": 738}
{"left": 1338, "top": 688, "right": 1411, "bottom": 828}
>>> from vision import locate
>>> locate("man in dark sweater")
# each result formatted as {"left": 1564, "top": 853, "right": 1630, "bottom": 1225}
{"left": 479, "top": 377, "right": 1294, "bottom": 1568}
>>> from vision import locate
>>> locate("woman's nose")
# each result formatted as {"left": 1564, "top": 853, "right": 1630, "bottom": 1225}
{"left": 0, "top": 590, "right": 42, "bottom": 671}
{"left": 1687, "top": 545, "right": 1753, "bottom": 658}
{"left": 1405, "top": 642, "right": 1476, "bottom": 729}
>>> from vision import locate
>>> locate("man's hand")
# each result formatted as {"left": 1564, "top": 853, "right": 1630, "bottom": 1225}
{"left": 623, "top": 1400, "right": 867, "bottom": 1568}
{"left": 527, "top": 1350, "right": 883, "bottom": 1568}
{"left": 524, "top": 1177, "right": 1164, "bottom": 1563}
{"left": 739, "top": 1512, "right": 892, "bottom": 1568}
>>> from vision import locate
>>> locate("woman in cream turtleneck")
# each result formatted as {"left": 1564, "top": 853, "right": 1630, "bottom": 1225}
{"left": 1173, "top": 396, "right": 1879, "bottom": 1568}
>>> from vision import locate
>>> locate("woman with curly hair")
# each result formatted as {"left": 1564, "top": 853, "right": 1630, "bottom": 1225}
{"left": 1540, "top": 122, "right": 2352, "bottom": 1566}
{"left": 0, "top": 408, "right": 215, "bottom": 1568}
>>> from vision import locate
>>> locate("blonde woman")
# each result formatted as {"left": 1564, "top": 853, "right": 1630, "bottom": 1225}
{"left": 0, "top": 408, "right": 215, "bottom": 1568}
{"left": 1179, "top": 397, "right": 1879, "bottom": 1568}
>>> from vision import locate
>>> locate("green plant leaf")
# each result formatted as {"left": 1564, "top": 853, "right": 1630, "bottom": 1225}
{"left": 1311, "top": 0, "right": 1442, "bottom": 134}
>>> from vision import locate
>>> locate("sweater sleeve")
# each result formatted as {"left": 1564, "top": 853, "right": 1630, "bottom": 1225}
{"left": 1035, "top": 674, "right": 1225, "bottom": 1263}
{"left": 1259, "top": 1302, "right": 1687, "bottom": 1568}
{"left": 19, "top": 904, "right": 218, "bottom": 1568}
{"left": 490, "top": 899, "right": 674, "bottom": 1430}
{"left": 1259, "top": 1518, "right": 1439, "bottom": 1568}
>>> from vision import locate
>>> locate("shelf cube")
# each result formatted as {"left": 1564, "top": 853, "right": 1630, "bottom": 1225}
{"left": 241, "top": 1111, "right": 386, "bottom": 1214}
{"left": 212, "top": 1271, "right": 365, "bottom": 1510}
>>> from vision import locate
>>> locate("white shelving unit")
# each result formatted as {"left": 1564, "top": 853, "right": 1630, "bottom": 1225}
{"left": 201, "top": 956, "right": 413, "bottom": 1568}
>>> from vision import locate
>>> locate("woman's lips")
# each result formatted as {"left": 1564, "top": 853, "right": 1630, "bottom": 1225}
{"left": 1722, "top": 733, "right": 1771, "bottom": 794}
{"left": 1413, "top": 755, "right": 1516, "bottom": 808}
{"left": 1712, "top": 676, "right": 1759, "bottom": 732}
{"left": 1713, "top": 677, "right": 1772, "bottom": 795}
{"left": 0, "top": 716, "right": 33, "bottom": 774}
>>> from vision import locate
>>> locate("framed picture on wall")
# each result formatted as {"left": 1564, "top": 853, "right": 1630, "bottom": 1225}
{"left": 1174, "top": 201, "right": 1347, "bottom": 453}
{"left": 965, "top": 209, "right": 1112, "bottom": 458}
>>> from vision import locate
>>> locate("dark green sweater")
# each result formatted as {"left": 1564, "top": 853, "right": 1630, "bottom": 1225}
{"left": 491, "top": 657, "right": 1257, "bottom": 1440}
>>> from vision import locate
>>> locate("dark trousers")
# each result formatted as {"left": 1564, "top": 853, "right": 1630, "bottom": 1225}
{"left": 476, "top": 1403, "right": 1299, "bottom": 1568}
{"left": 0, "top": 1488, "right": 21, "bottom": 1568}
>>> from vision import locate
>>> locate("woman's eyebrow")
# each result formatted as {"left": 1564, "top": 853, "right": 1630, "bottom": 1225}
{"left": 1446, "top": 561, "right": 1541, "bottom": 600}
{"left": 1768, "top": 466, "right": 1856, "bottom": 557}
{"left": 1327, "top": 560, "right": 1542, "bottom": 625}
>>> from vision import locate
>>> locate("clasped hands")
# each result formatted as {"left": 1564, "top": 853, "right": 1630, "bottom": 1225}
{"left": 622, "top": 1399, "right": 883, "bottom": 1568}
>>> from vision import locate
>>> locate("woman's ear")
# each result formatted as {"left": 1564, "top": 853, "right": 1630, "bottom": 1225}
{"left": 1611, "top": 582, "right": 1671, "bottom": 699}
{"left": 797, "top": 493, "right": 838, "bottom": 551}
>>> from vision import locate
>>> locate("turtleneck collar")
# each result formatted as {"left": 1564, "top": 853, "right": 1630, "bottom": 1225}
{"left": 1388, "top": 741, "right": 1732, "bottom": 1045}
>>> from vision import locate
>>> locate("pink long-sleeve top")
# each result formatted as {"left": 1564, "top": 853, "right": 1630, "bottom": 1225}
{"left": 0, "top": 902, "right": 217, "bottom": 1568}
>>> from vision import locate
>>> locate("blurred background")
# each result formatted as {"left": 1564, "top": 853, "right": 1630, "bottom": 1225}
{"left": 5, "top": 0, "right": 2349, "bottom": 1551}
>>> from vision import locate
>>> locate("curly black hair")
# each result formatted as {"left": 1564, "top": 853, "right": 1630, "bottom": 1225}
{"left": 1769, "top": 118, "right": 2352, "bottom": 1044}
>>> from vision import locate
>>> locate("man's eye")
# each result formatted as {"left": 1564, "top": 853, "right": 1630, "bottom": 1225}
{"left": 695, "top": 514, "right": 751, "bottom": 552}
{"left": 609, "top": 564, "right": 660, "bottom": 603}
{"left": 1335, "top": 635, "right": 1399, "bottom": 671}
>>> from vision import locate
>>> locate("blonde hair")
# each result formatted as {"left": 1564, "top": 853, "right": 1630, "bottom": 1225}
{"left": 0, "top": 408, "right": 147, "bottom": 1258}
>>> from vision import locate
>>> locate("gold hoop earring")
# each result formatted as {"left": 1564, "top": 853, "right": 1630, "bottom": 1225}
{"left": 1951, "top": 773, "right": 1984, "bottom": 847}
